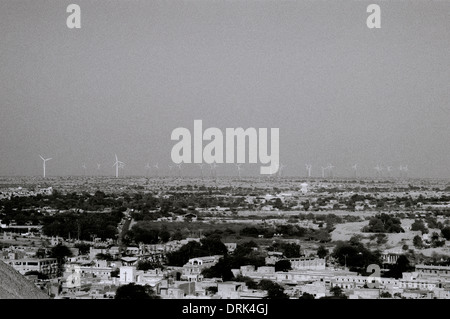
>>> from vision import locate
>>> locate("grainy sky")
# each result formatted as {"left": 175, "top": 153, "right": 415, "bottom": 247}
{"left": 0, "top": 0, "right": 449, "bottom": 178}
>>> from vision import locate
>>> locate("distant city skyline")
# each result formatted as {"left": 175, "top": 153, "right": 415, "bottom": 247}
{"left": 0, "top": 1, "right": 449, "bottom": 179}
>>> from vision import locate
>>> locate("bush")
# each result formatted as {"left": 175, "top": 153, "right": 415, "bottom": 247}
{"left": 362, "top": 214, "right": 404, "bottom": 233}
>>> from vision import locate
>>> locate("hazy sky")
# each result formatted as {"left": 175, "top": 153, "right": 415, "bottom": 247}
{"left": 0, "top": 0, "right": 449, "bottom": 178}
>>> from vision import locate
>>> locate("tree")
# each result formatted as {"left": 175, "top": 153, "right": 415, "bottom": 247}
{"left": 49, "top": 243, "right": 73, "bottom": 276}
{"left": 275, "top": 260, "right": 291, "bottom": 272}
{"left": 200, "top": 235, "right": 228, "bottom": 256}
{"left": 201, "top": 257, "right": 234, "bottom": 281}
{"left": 273, "top": 198, "right": 284, "bottom": 210}
{"left": 159, "top": 230, "right": 171, "bottom": 243}
{"left": 24, "top": 271, "right": 49, "bottom": 280}
{"left": 111, "top": 269, "right": 120, "bottom": 278}
{"left": 441, "top": 226, "right": 450, "bottom": 240}
{"left": 380, "top": 291, "right": 392, "bottom": 298}
{"left": 74, "top": 242, "right": 91, "bottom": 255}
{"left": 136, "top": 260, "right": 161, "bottom": 271}
{"left": 96, "top": 253, "right": 114, "bottom": 261}
{"left": 332, "top": 240, "right": 381, "bottom": 272}
{"left": 330, "top": 286, "right": 345, "bottom": 298}
{"left": 171, "top": 230, "right": 184, "bottom": 241}
{"left": 50, "top": 243, "right": 73, "bottom": 263}
{"left": 362, "top": 213, "right": 404, "bottom": 233}
{"left": 299, "top": 292, "right": 315, "bottom": 299}
{"left": 259, "top": 280, "right": 289, "bottom": 299}
{"left": 411, "top": 220, "right": 428, "bottom": 234}
{"left": 234, "top": 275, "right": 258, "bottom": 289}
{"left": 206, "top": 286, "right": 218, "bottom": 296}
{"left": 317, "top": 245, "right": 328, "bottom": 259}
{"left": 413, "top": 235, "right": 423, "bottom": 249}
{"left": 384, "top": 255, "right": 413, "bottom": 279}
{"left": 115, "top": 283, "right": 160, "bottom": 299}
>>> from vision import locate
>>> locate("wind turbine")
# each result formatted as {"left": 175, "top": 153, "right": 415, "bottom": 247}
{"left": 176, "top": 163, "right": 183, "bottom": 178}
{"left": 198, "top": 164, "right": 205, "bottom": 179}
{"left": 305, "top": 164, "right": 312, "bottom": 178}
{"left": 402, "top": 165, "right": 409, "bottom": 178}
{"left": 236, "top": 164, "right": 243, "bottom": 180}
{"left": 82, "top": 163, "right": 87, "bottom": 176}
{"left": 119, "top": 162, "right": 125, "bottom": 176}
{"left": 321, "top": 166, "right": 327, "bottom": 178}
{"left": 39, "top": 155, "right": 52, "bottom": 178}
{"left": 327, "top": 164, "right": 335, "bottom": 178}
{"left": 145, "top": 163, "right": 151, "bottom": 177}
{"left": 210, "top": 163, "right": 218, "bottom": 180}
{"left": 153, "top": 163, "right": 159, "bottom": 177}
{"left": 97, "top": 163, "right": 101, "bottom": 170}
{"left": 374, "top": 165, "right": 383, "bottom": 178}
{"left": 351, "top": 164, "right": 358, "bottom": 178}
{"left": 112, "top": 154, "right": 124, "bottom": 178}
{"left": 278, "top": 163, "right": 286, "bottom": 178}
{"left": 386, "top": 166, "right": 393, "bottom": 178}
{"left": 168, "top": 164, "right": 173, "bottom": 176}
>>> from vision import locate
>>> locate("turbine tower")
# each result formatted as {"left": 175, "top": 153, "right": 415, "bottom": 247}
{"left": 402, "top": 165, "right": 409, "bottom": 178}
{"left": 119, "top": 162, "right": 125, "bottom": 177}
{"left": 210, "top": 163, "right": 218, "bottom": 179}
{"left": 153, "top": 163, "right": 159, "bottom": 177}
{"left": 327, "top": 164, "right": 335, "bottom": 178}
{"left": 145, "top": 163, "right": 151, "bottom": 177}
{"left": 39, "top": 155, "right": 52, "bottom": 178}
{"left": 352, "top": 164, "right": 358, "bottom": 178}
{"left": 386, "top": 166, "right": 393, "bottom": 178}
{"left": 305, "top": 164, "right": 312, "bottom": 178}
{"left": 374, "top": 165, "right": 383, "bottom": 178}
{"left": 176, "top": 163, "right": 182, "bottom": 178}
{"left": 236, "top": 164, "right": 243, "bottom": 180}
{"left": 198, "top": 164, "right": 205, "bottom": 179}
{"left": 321, "top": 166, "right": 327, "bottom": 178}
{"left": 112, "top": 154, "right": 124, "bottom": 178}
{"left": 278, "top": 163, "right": 286, "bottom": 178}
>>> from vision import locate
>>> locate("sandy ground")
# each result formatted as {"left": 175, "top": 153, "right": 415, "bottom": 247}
{"left": 331, "top": 219, "right": 421, "bottom": 248}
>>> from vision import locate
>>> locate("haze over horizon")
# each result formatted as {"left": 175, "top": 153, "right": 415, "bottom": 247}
{"left": 0, "top": 1, "right": 449, "bottom": 179}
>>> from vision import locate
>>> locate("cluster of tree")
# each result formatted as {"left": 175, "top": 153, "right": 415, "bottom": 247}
{"left": 136, "top": 260, "right": 163, "bottom": 271}
{"left": 413, "top": 232, "right": 446, "bottom": 249}
{"left": 239, "top": 225, "right": 331, "bottom": 242}
{"left": 187, "top": 240, "right": 267, "bottom": 281}
{"left": 124, "top": 222, "right": 171, "bottom": 245}
{"left": 332, "top": 239, "right": 381, "bottom": 273}
{"left": 267, "top": 242, "right": 302, "bottom": 258}
{"left": 383, "top": 255, "right": 414, "bottom": 279}
{"left": 429, "top": 232, "right": 446, "bottom": 248}
{"left": 368, "top": 233, "right": 388, "bottom": 245}
{"left": 165, "top": 235, "right": 228, "bottom": 266}
{"left": 48, "top": 243, "right": 73, "bottom": 276}
{"left": 114, "top": 283, "right": 160, "bottom": 299}
{"left": 362, "top": 213, "right": 404, "bottom": 233}
{"left": 413, "top": 235, "right": 424, "bottom": 248}
{"left": 411, "top": 219, "right": 429, "bottom": 234}
{"left": 317, "top": 245, "right": 329, "bottom": 258}
{"left": 233, "top": 277, "right": 289, "bottom": 299}
{"left": 322, "top": 286, "right": 347, "bottom": 299}
{"left": 74, "top": 242, "right": 91, "bottom": 255}
{"left": 441, "top": 226, "right": 450, "bottom": 240}
{"left": 42, "top": 210, "right": 123, "bottom": 241}
{"left": 0, "top": 190, "right": 126, "bottom": 215}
